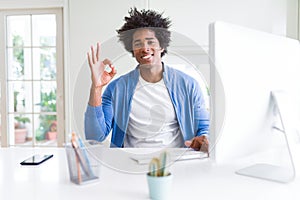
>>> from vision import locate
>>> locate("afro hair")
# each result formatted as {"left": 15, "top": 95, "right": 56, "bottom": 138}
{"left": 117, "top": 7, "right": 171, "bottom": 57}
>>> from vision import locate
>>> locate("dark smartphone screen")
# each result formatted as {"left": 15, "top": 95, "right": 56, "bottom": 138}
{"left": 20, "top": 154, "right": 53, "bottom": 165}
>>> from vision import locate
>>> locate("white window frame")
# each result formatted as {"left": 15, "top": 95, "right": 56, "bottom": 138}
{"left": 0, "top": 8, "right": 65, "bottom": 147}
{"left": 298, "top": 0, "right": 300, "bottom": 40}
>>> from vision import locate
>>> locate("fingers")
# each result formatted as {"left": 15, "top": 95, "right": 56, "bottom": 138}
{"left": 111, "top": 65, "right": 117, "bottom": 74}
{"left": 185, "top": 138, "right": 199, "bottom": 149}
{"left": 87, "top": 52, "right": 92, "bottom": 68}
{"left": 91, "top": 45, "right": 97, "bottom": 64}
{"left": 87, "top": 45, "right": 96, "bottom": 68}
{"left": 87, "top": 42, "right": 101, "bottom": 66}
{"left": 200, "top": 138, "right": 209, "bottom": 153}
{"left": 96, "top": 42, "right": 101, "bottom": 61}
{"left": 184, "top": 140, "right": 192, "bottom": 147}
{"left": 103, "top": 58, "right": 112, "bottom": 66}
{"left": 103, "top": 65, "right": 117, "bottom": 79}
{"left": 102, "top": 59, "right": 115, "bottom": 75}
{"left": 109, "top": 65, "right": 117, "bottom": 77}
{"left": 185, "top": 136, "right": 209, "bottom": 152}
{"left": 190, "top": 139, "right": 200, "bottom": 151}
{"left": 87, "top": 42, "right": 110, "bottom": 67}
{"left": 87, "top": 42, "right": 116, "bottom": 77}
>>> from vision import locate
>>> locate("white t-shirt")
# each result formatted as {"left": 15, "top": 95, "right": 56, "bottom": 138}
{"left": 124, "top": 74, "right": 184, "bottom": 148}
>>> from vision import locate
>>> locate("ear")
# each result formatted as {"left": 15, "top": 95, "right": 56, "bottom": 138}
{"left": 160, "top": 47, "right": 165, "bottom": 53}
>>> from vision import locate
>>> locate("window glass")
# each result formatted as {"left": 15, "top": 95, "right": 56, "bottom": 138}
{"left": 33, "top": 81, "right": 57, "bottom": 112}
{"left": 9, "top": 113, "right": 33, "bottom": 146}
{"left": 32, "top": 47, "right": 56, "bottom": 80}
{"left": 7, "top": 15, "right": 31, "bottom": 47}
{"left": 5, "top": 13, "right": 60, "bottom": 146}
{"left": 8, "top": 82, "right": 33, "bottom": 113}
{"left": 32, "top": 15, "right": 56, "bottom": 47}
{"left": 35, "top": 114, "right": 57, "bottom": 146}
{"left": 7, "top": 48, "right": 32, "bottom": 80}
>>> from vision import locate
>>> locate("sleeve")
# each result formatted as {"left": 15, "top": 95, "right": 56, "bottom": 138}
{"left": 193, "top": 82, "right": 210, "bottom": 137}
{"left": 84, "top": 86, "right": 114, "bottom": 142}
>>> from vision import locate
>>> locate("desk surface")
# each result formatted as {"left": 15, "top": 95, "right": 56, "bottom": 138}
{"left": 0, "top": 147, "right": 299, "bottom": 200}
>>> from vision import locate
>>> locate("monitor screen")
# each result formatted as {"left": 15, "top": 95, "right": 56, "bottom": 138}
{"left": 209, "top": 21, "right": 300, "bottom": 163}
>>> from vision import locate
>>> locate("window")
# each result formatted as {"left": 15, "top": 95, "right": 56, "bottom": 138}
{"left": 0, "top": 9, "right": 64, "bottom": 147}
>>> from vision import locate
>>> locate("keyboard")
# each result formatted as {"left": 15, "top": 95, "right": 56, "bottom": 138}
{"left": 130, "top": 148, "right": 208, "bottom": 165}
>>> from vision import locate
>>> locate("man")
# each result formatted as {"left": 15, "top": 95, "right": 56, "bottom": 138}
{"left": 85, "top": 8, "right": 209, "bottom": 152}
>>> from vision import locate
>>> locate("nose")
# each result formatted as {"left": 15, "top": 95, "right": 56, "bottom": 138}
{"left": 141, "top": 42, "right": 150, "bottom": 51}
{"left": 141, "top": 46, "right": 150, "bottom": 53}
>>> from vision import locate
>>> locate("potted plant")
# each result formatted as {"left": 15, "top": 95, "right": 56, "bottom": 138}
{"left": 147, "top": 151, "right": 173, "bottom": 200}
{"left": 14, "top": 115, "right": 30, "bottom": 144}
{"left": 35, "top": 90, "right": 57, "bottom": 141}
{"left": 46, "top": 121, "right": 57, "bottom": 140}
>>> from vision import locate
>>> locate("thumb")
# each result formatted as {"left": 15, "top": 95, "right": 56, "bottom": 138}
{"left": 184, "top": 140, "right": 192, "bottom": 147}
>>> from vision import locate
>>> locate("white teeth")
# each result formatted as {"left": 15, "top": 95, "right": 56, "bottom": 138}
{"left": 142, "top": 55, "right": 151, "bottom": 59}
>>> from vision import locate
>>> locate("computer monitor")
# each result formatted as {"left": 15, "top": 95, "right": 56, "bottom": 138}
{"left": 209, "top": 21, "right": 300, "bottom": 182}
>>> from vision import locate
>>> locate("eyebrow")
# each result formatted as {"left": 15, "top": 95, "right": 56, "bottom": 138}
{"left": 133, "top": 37, "right": 155, "bottom": 43}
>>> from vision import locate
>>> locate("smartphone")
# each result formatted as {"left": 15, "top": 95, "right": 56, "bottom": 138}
{"left": 20, "top": 154, "right": 53, "bottom": 165}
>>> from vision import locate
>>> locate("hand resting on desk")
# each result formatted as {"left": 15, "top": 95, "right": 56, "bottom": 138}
{"left": 184, "top": 135, "right": 209, "bottom": 153}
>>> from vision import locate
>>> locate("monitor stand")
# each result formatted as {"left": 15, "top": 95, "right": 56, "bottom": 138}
{"left": 236, "top": 91, "right": 297, "bottom": 183}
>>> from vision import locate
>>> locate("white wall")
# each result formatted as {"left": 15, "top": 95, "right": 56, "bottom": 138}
{"left": 68, "top": 0, "right": 296, "bottom": 137}
{"left": 0, "top": 0, "right": 64, "bottom": 8}
{"left": 286, "top": 0, "right": 299, "bottom": 39}
{"left": 150, "top": 0, "right": 288, "bottom": 46}
{"left": 0, "top": 0, "right": 298, "bottom": 143}
{"left": 68, "top": 0, "right": 147, "bottom": 137}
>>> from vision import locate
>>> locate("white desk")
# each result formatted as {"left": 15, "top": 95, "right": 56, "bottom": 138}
{"left": 0, "top": 147, "right": 299, "bottom": 200}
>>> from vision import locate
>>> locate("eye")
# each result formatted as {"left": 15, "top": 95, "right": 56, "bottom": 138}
{"left": 133, "top": 42, "right": 142, "bottom": 48}
{"left": 148, "top": 41, "right": 155, "bottom": 45}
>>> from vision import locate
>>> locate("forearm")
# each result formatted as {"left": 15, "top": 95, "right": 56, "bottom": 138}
{"left": 88, "top": 85, "right": 103, "bottom": 106}
{"left": 84, "top": 105, "right": 107, "bottom": 142}
{"left": 85, "top": 85, "right": 114, "bottom": 142}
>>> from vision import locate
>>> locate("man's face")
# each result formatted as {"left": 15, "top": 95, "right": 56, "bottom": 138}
{"left": 132, "top": 29, "right": 164, "bottom": 66}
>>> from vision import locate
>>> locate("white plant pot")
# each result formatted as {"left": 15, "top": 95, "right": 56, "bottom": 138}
{"left": 147, "top": 173, "right": 173, "bottom": 200}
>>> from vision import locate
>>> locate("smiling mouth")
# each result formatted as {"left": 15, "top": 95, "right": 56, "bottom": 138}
{"left": 142, "top": 54, "right": 153, "bottom": 59}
